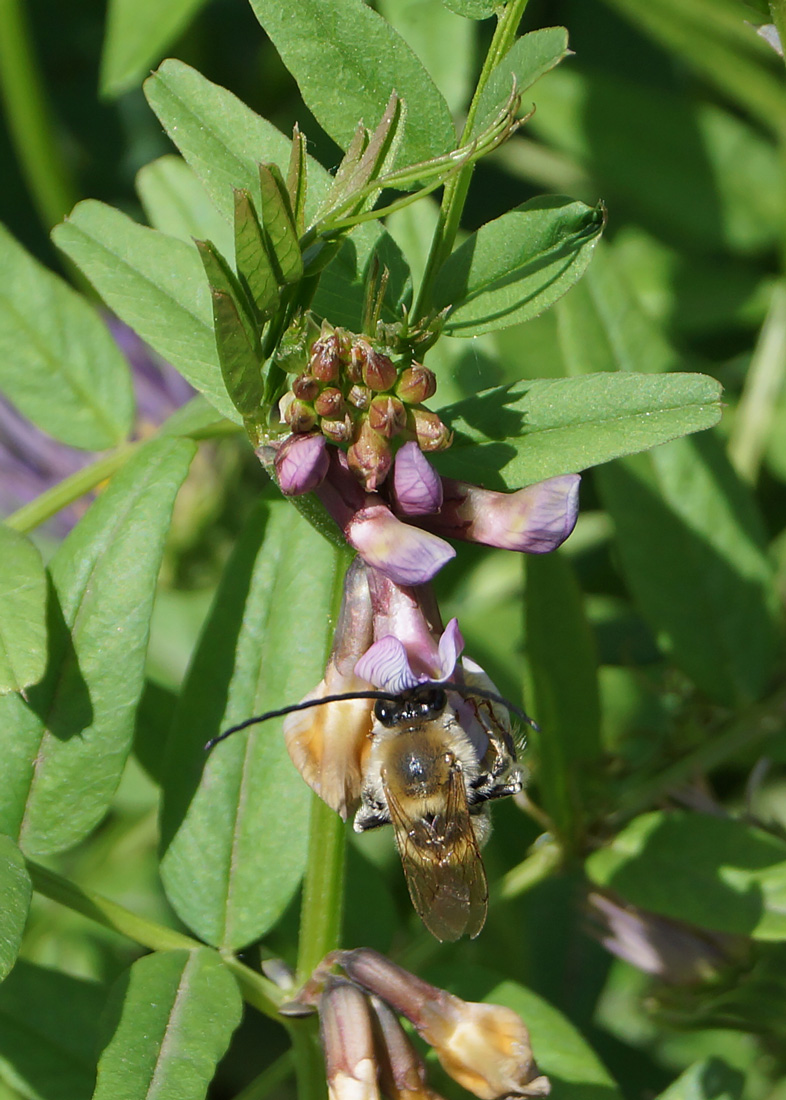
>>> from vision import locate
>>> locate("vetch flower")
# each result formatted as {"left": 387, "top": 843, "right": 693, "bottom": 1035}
{"left": 320, "top": 976, "right": 381, "bottom": 1100}
{"left": 286, "top": 949, "right": 550, "bottom": 1100}
{"left": 392, "top": 443, "right": 580, "bottom": 555}
{"left": 338, "top": 950, "right": 550, "bottom": 1100}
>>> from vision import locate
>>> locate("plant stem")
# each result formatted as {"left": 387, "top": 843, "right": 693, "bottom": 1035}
{"left": 4, "top": 443, "right": 141, "bottom": 535}
{"left": 412, "top": 0, "right": 530, "bottom": 320}
{"left": 295, "top": 553, "right": 353, "bottom": 987}
{"left": 0, "top": 0, "right": 78, "bottom": 231}
{"left": 27, "top": 859, "right": 284, "bottom": 1019}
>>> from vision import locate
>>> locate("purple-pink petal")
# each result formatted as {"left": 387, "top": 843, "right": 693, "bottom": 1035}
{"left": 347, "top": 505, "right": 455, "bottom": 586}
{"left": 275, "top": 433, "right": 329, "bottom": 495}
{"left": 436, "top": 618, "right": 464, "bottom": 680}
{"left": 429, "top": 474, "right": 580, "bottom": 553}
{"left": 355, "top": 636, "right": 420, "bottom": 694}
{"left": 391, "top": 441, "right": 443, "bottom": 515}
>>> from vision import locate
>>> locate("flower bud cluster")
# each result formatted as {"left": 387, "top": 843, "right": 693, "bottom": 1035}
{"left": 278, "top": 323, "right": 450, "bottom": 491}
{"left": 282, "top": 949, "right": 550, "bottom": 1100}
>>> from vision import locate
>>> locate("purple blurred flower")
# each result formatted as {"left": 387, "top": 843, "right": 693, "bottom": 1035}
{"left": 0, "top": 319, "right": 194, "bottom": 535}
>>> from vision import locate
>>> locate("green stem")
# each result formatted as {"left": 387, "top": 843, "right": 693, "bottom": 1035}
{"left": 295, "top": 552, "right": 353, "bottom": 987}
{"left": 0, "top": 0, "right": 78, "bottom": 231}
{"left": 413, "top": 0, "right": 530, "bottom": 320}
{"left": 27, "top": 859, "right": 284, "bottom": 1019}
{"left": 4, "top": 443, "right": 140, "bottom": 535}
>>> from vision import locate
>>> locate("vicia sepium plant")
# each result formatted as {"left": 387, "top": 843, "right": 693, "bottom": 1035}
{"left": 0, "top": 1, "right": 742, "bottom": 1099}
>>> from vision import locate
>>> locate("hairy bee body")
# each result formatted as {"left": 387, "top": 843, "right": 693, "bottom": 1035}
{"left": 354, "top": 682, "right": 522, "bottom": 941}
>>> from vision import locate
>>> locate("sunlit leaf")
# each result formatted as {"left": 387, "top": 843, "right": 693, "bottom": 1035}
{"left": 0, "top": 526, "right": 46, "bottom": 695}
{"left": 0, "top": 836, "right": 31, "bottom": 982}
{"left": 0, "top": 224, "right": 133, "bottom": 449}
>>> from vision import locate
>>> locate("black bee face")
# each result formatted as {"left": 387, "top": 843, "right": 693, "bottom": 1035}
{"left": 373, "top": 685, "right": 448, "bottom": 728}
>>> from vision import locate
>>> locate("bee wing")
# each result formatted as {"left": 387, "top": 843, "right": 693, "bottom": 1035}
{"left": 382, "top": 765, "right": 488, "bottom": 942}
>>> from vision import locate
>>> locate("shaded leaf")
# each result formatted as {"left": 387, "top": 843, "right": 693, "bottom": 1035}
{"left": 434, "top": 197, "right": 604, "bottom": 336}
{"left": 0, "top": 224, "right": 133, "bottom": 450}
{"left": 143, "top": 60, "right": 330, "bottom": 226}
{"left": 0, "top": 438, "right": 195, "bottom": 856}
{"left": 586, "top": 810, "right": 786, "bottom": 940}
{"left": 435, "top": 372, "right": 723, "bottom": 490}
{"left": 0, "top": 960, "right": 104, "bottom": 1100}
{"left": 596, "top": 438, "right": 781, "bottom": 706}
{"left": 233, "top": 189, "right": 279, "bottom": 316}
{"left": 471, "top": 27, "right": 571, "bottom": 137}
{"left": 0, "top": 526, "right": 47, "bottom": 695}
{"left": 195, "top": 241, "right": 264, "bottom": 420}
{"left": 523, "top": 551, "right": 601, "bottom": 847}
{"left": 0, "top": 835, "right": 31, "bottom": 982}
{"left": 160, "top": 499, "right": 344, "bottom": 949}
{"left": 100, "top": 0, "right": 209, "bottom": 97}
{"left": 655, "top": 1058, "right": 744, "bottom": 1100}
{"left": 249, "top": 0, "right": 456, "bottom": 171}
{"left": 136, "top": 155, "right": 234, "bottom": 260}
{"left": 53, "top": 201, "right": 238, "bottom": 424}
{"left": 93, "top": 950, "right": 242, "bottom": 1100}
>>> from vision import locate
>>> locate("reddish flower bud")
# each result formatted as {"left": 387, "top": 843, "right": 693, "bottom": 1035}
{"left": 347, "top": 422, "right": 392, "bottom": 490}
{"left": 407, "top": 407, "right": 452, "bottom": 451}
{"left": 292, "top": 373, "right": 321, "bottom": 401}
{"left": 348, "top": 384, "right": 372, "bottom": 410}
{"left": 311, "top": 334, "right": 343, "bottom": 383}
{"left": 368, "top": 395, "right": 407, "bottom": 439}
{"left": 355, "top": 340, "right": 397, "bottom": 391}
{"left": 321, "top": 416, "right": 354, "bottom": 444}
{"left": 285, "top": 397, "right": 318, "bottom": 432}
{"left": 396, "top": 364, "right": 437, "bottom": 405}
{"left": 315, "top": 387, "right": 346, "bottom": 418}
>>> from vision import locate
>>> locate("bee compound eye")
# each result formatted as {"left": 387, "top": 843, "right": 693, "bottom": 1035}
{"left": 374, "top": 697, "right": 400, "bottom": 727}
{"left": 421, "top": 686, "right": 446, "bottom": 716}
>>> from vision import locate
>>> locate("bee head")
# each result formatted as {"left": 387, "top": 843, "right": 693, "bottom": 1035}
{"left": 373, "top": 685, "right": 447, "bottom": 728}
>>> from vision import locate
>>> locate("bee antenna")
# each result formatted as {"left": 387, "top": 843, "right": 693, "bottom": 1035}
{"left": 204, "top": 690, "right": 398, "bottom": 752}
{"left": 442, "top": 682, "right": 540, "bottom": 732}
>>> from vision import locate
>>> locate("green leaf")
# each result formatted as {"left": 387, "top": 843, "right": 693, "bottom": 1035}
{"left": 100, "top": 0, "right": 209, "bottom": 97}
{"left": 195, "top": 240, "right": 264, "bottom": 420}
{"left": 249, "top": 0, "right": 456, "bottom": 171}
{"left": 434, "top": 372, "right": 723, "bottom": 490}
{"left": 233, "top": 189, "right": 279, "bottom": 316}
{"left": 0, "top": 835, "right": 31, "bottom": 982}
{"left": 655, "top": 1059, "right": 744, "bottom": 1100}
{"left": 470, "top": 28, "right": 572, "bottom": 137}
{"left": 587, "top": 810, "right": 786, "bottom": 940}
{"left": 0, "top": 224, "right": 133, "bottom": 450}
{"left": 53, "top": 200, "right": 239, "bottom": 424}
{"left": 600, "top": 0, "right": 786, "bottom": 138}
{"left": 311, "top": 222, "right": 412, "bottom": 332}
{"left": 523, "top": 552, "right": 601, "bottom": 847}
{"left": 159, "top": 499, "right": 344, "bottom": 949}
{"left": 434, "top": 197, "right": 605, "bottom": 336}
{"left": 0, "top": 526, "right": 47, "bottom": 695}
{"left": 530, "top": 68, "right": 781, "bottom": 255}
{"left": 0, "top": 960, "right": 104, "bottom": 1100}
{"left": 596, "top": 437, "right": 781, "bottom": 706}
{"left": 143, "top": 60, "right": 330, "bottom": 227}
{"left": 557, "top": 245, "right": 781, "bottom": 705}
{"left": 93, "top": 950, "right": 242, "bottom": 1100}
{"left": 440, "top": 0, "right": 496, "bottom": 18}
{"left": 432, "top": 967, "right": 621, "bottom": 1100}
{"left": 378, "top": 0, "right": 474, "bottom": 115}
{"left": 136, "top": 155, "right": 234, "bottom": 260}
{"left": 0, "top": 438, "right": 196, "bottom": 856}
{"left": 258, "top": 164, "right": 304, "bottom": 285}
